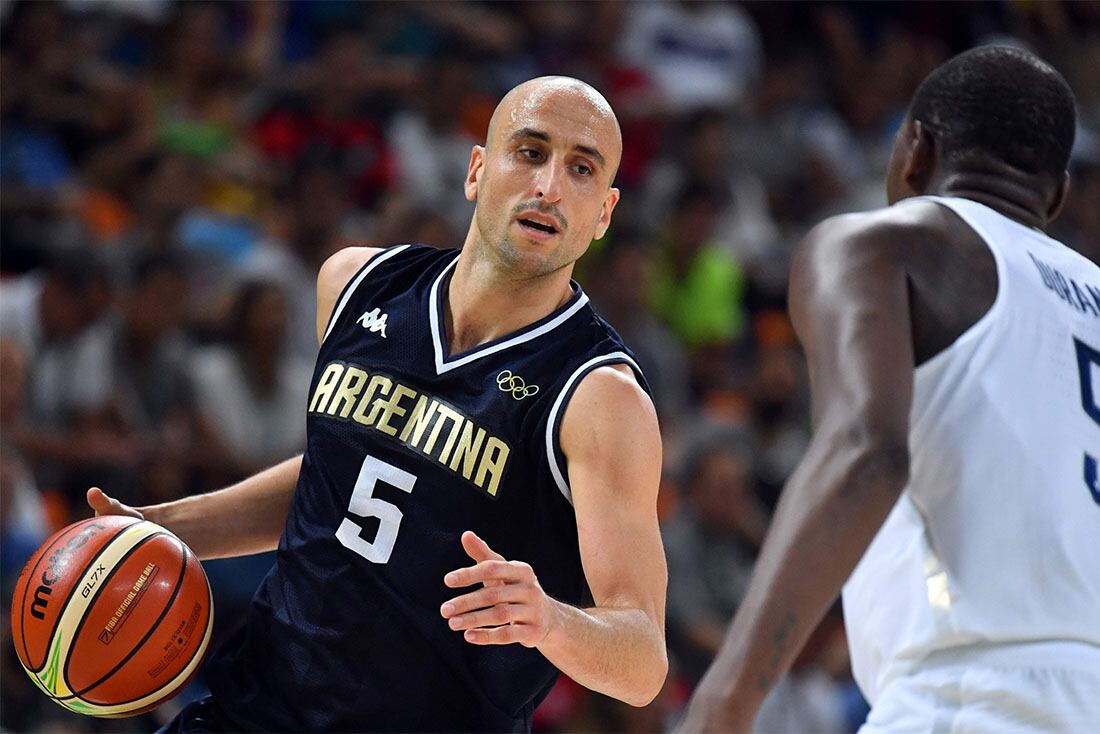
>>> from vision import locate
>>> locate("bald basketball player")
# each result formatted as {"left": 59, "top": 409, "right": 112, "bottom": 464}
{"left": 678, "top": 46, "right": 1100, "bottom": 733}
{"left": 90, "top": 76, "right": 667, "bottom": 732}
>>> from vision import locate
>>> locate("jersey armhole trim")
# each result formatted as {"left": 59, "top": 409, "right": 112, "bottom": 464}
{"left": 545, "top": 352, "right": 645, "bottom": 506}
{"left": 321, "top": 245, "right": 410, "bottom": 345}
{"left": 909, "top": 196, "right": 1008, "bottom": 376}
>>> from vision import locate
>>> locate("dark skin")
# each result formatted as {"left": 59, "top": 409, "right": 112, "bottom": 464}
{"left": 676, "top": 116, "right": 1070, "bottom": 732}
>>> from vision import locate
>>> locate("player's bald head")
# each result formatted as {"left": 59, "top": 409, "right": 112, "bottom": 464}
{"left": 486, "top": 76, "right": 622, "bottom": 182}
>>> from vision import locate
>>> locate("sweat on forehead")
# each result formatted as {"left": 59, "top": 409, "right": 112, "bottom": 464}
{"left": 486, "top": 76, "right": 622, "bottom": 151}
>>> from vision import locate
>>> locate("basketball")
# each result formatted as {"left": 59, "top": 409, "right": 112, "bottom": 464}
{"left": 9, "top": 516, "right": 213, "bottom": 718}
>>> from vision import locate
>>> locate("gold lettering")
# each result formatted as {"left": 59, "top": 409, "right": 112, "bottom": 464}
{"left": 438, "top": 412, "right": 466, "bottom": 464}
{"left": 328, "top": 367, "right": 369, "bottom": 418}
{"left": 475, "top": 438, "right": 510, "bottom": 497}
{"left": 369, "top": 383, "right": 416, "bottom": 435}
{"left": 448, "top": 422, "right": 487, "bottom": 479}
{"left": 423, "top": 404, "right": 463, "bottom": 456}
{"left": 352, "top": 375, "right": 393, "bottom": 426}
{"left": 308, "top": 361, "right": 513, "bottom": 497}
{"left": 309, "top": 363, "right": 345, "bottom": 413}
{"left": 400, "top": 397, "right": 438, "bottom": 447}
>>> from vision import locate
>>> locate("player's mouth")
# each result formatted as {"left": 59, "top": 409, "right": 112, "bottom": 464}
{"left": 515, "top": 216, "right": 560, "bottom": 240}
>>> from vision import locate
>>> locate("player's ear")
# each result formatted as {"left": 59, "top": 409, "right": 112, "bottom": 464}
{"left": 903, "top": 120, "right": 936, "bottom": 194}
{"left": 464, "top": 146, "right": 485, "bottom": 202}
{"left": 1046, "top": 171, "right": 1070, "bottom": 223}
{"left": 593, "top": 187, "right": 620, "bottom": 241}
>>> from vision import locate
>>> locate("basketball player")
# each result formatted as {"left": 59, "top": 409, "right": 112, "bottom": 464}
{"left": 88, "top": 76, "right": 668, "bottom": 731}
{"left": 677, "top": 46, "right": 1100, "bottom": 732}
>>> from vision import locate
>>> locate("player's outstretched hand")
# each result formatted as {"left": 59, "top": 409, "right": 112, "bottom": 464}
{"left": 86, "top": 487, "right": 144, "bottom": 520}
{"left": 441, "top": 530, "right": 560, "bottom": 648}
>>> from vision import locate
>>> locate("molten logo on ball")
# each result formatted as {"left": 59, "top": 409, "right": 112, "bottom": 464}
{"left": 30, "top": 522, "right": 108, "bottom": 620}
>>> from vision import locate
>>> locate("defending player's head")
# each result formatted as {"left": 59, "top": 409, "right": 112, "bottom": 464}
{"left": 886, "top": 45, "right": 1076, "bottom": 217}
{"left": 463, "top": 76, "right": 623, "bottom": 277}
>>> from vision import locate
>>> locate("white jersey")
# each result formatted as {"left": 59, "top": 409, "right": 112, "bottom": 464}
{"left": 843, "top": 196, "right": 1100, "bottom": 705}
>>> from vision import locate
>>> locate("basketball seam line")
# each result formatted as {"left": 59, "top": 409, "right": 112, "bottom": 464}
{"left": 59, "top": 534, "right": 188, "bottom": 703}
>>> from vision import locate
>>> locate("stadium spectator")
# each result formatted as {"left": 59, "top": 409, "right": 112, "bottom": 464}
{"left": 587, "top": 231, "right": 691, "bottom": 428}
{"left": 663, "top": 429, "right": 768, "bottom": 685}
{"left": 617, "top": 0, "right": 762, "bottom": 114}
{"left": 190, "top": 280, "right": 312, "bottom": 479}
{"left": 1, "top": 2, "right": 1097, "bottom": 731}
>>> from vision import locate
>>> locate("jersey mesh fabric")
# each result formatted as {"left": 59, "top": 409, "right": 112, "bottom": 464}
{"left": 203, "top": 245, "right": 647, "bottom": 732}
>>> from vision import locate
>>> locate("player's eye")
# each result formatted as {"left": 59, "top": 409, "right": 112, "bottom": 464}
{"left": 573, "top": 163, "right": 592, "bottom": 176}
{"left": 519, "top": 148, "right": 544, "bottom": 161}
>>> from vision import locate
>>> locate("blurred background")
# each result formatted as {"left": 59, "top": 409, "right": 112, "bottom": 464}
{"left": 0, "top": 1, "right": 1097, "bottom": 731}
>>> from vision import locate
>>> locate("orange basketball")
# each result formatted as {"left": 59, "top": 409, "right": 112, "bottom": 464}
{"left": 10, "top": 516, "right": 213, "bottom": 718}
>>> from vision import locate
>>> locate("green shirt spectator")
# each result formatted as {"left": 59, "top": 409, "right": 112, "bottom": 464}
{"left": 651, "top": 244, "right": 745, "bottom": 346}
{"left": 650, "top": 182, "right": 747, "bottom": 346}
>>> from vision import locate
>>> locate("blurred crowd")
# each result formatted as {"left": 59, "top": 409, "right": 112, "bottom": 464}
{"left": 1, "top": 1, "right": 1097, "bottom": 732}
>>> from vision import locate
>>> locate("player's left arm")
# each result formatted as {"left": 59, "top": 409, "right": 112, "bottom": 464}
{"left": 677, "top": 215, "right": 915, "bottom": 732}
{"left": 441, "top": 365, "right": 668, "bottom": 707}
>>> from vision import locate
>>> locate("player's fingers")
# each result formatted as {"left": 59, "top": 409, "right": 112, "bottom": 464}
{"left": 462, "top": 624, "right": 529, "bottom": 646}
{"left": 446, "top": 603, "right": 524, "bottom": 631}
{"left": 444, "top": 560, "right": 529, "bottom": 588}
{"left": 87, "top": 487, "right": 116, "bottom": 515}
{"left": 440, "top": 585, "right": 527, "bottom": 617}
{"left": 460, "top": 531, "right": 504, "bottom": 563}
{"left": 86, "top": 487, "right": 143, "bottom": 519}
{"left": 87, "top": 487, "right": 105, "bottom": 509}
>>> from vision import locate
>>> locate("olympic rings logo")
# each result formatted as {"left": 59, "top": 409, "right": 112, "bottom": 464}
{"left": 497, "top": 370, "right": 539, "bottom": 400}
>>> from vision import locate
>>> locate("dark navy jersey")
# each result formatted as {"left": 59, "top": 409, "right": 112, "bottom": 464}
{"left": 204, "top": 245, "right": 647, "bottom": 732}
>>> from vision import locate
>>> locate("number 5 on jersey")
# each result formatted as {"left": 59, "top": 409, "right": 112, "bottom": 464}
{"left": 336, "top": 455, "right": 417, "bottom": 563}
{"left": 1075, "top": 337, "right": 1100, "bottom": 506}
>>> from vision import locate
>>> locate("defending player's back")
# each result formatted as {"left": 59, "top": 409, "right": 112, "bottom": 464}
{"left": 844, "top": 196, "right": 1100, "bottom": 701}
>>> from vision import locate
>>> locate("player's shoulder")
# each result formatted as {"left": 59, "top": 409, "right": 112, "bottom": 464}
{"left": 318, "top": 246, "right": 383, "bottom": 292}
{"left": 318, "top": 243, "right": 453, "bottom": 294}
{"left": 793, "top": 200, "right": 953, "bottom": 287}
{"left": 800, "top": 201, "right": 949, "bottom": 261}
{"left": 573, "top": 362, "right": 649, "bottom": 405}
{"left": 561, "top": 361, "right": 659, "bottom": 459}
{"left": 315, "top": 244, "right": 453, "bottom": 343}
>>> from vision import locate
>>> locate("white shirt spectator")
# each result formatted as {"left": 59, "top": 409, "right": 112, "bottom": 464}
{"left": 0, "top": 275, "right": 112, "bottom": 428}
{"left": 190, "top": 346, "right": 312, "bottom": 466}
{"left": 388, "top": 111, "right": 478, "bottom": 238}
{"left": 618, "top": 1, "right": 762, "bottom": 113}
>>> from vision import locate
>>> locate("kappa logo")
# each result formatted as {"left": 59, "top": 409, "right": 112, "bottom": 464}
{"left": 497, "top": 370, "right": 539, "bottom": 400}
{"left": 357, "top": 308, "right": 389, "bottom": 338}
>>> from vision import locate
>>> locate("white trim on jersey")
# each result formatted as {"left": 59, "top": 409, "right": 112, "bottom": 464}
{"left": 428, "top": 255, "right": 591, "bottom": 375}
{"left": 322, "top": 245, "right": 410, "bottom": 344}
{"left": 545, "top": 351, "right": 643, "bottom": 506}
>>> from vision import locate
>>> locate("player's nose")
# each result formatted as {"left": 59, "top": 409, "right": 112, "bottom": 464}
{"left": 533, "top": 161, "right": 564, "bottom": 204}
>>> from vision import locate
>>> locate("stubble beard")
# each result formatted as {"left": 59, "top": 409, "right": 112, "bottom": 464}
{"left": 474, "top": 207, "right": 575, "bottom": 281}
{"left": 492, "top": 232, "right": 576, "bottom": 281}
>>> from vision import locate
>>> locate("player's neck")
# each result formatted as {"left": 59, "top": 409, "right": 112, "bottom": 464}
{"left": 444, "top": 249, "right": 575, "bottom": 354}
{"left": 932, "top": 167, "right": 1051, "bottom": 230}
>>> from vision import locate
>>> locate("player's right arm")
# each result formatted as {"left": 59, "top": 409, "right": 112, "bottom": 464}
{"left": 677, "top": 213, "right": 915, "bottom": 732}
{"left": 87, "top": 246, "right": 382, "bottom": 560}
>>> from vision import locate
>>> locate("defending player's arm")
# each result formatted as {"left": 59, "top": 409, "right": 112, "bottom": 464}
{"left": 86, "top": 246, "right": 382, "bottom": 561}
{"left": 441, "top": 365, "right": 668, "bottom": 707}
{"left": 678, "top": 216, "right": 915, "bottom": 732}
